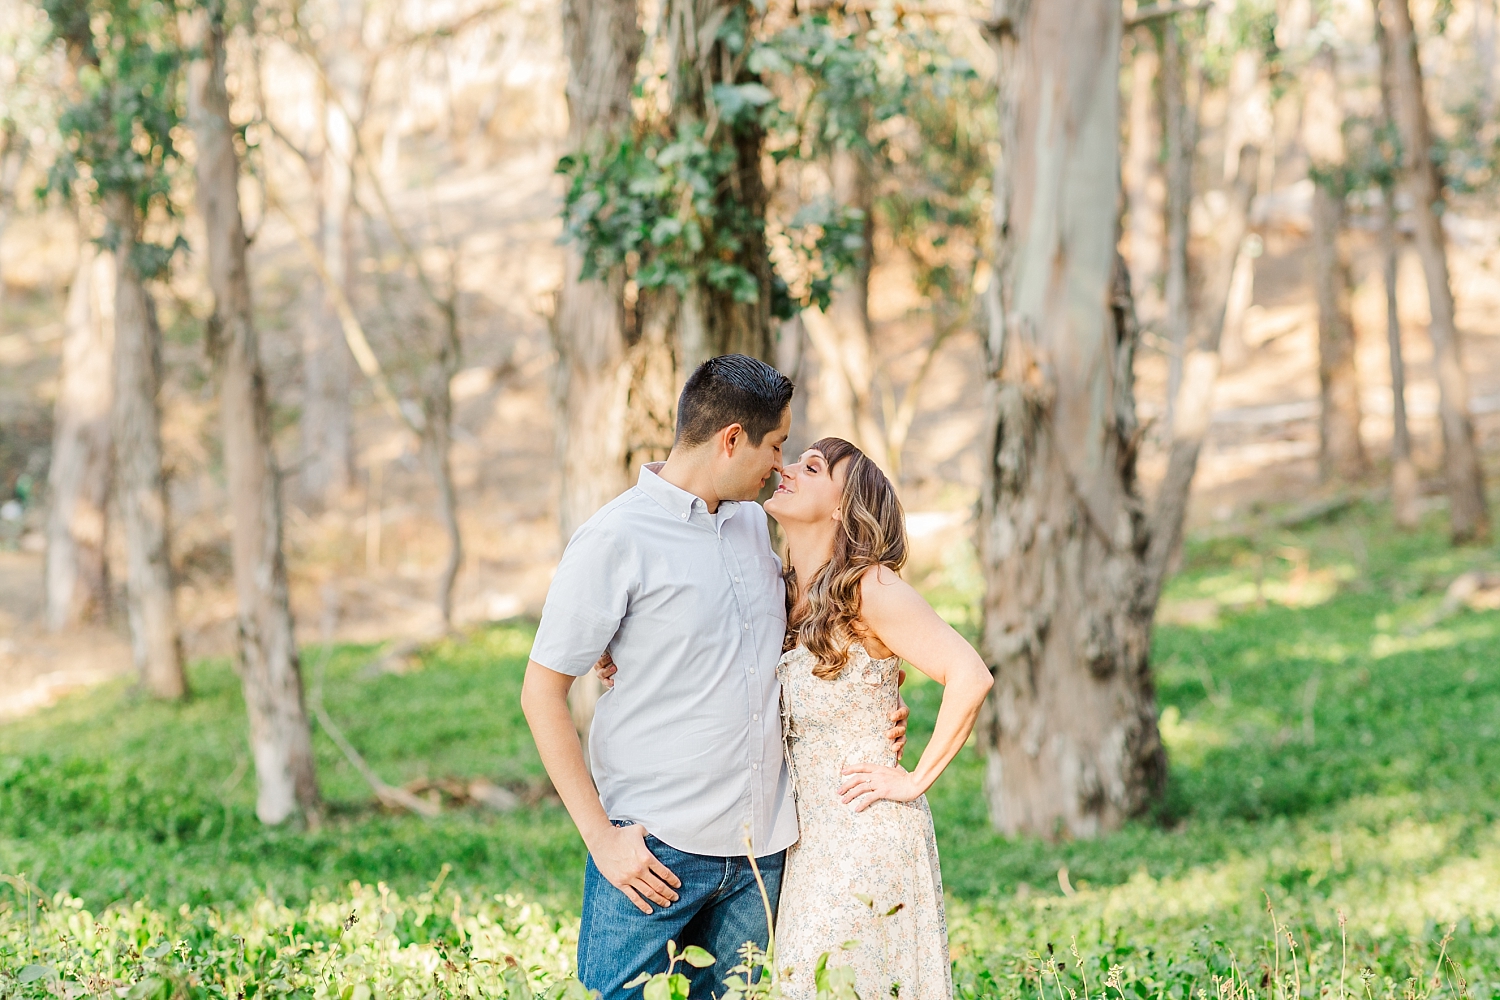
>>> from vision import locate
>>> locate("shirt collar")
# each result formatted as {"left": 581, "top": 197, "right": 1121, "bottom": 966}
{"left": 638, "top": 462, "right": 738, "bottom": 524}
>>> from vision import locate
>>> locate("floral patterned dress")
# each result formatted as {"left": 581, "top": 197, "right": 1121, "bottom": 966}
{"left": 774, "top": 643, "right": 951, "bottom": 1000}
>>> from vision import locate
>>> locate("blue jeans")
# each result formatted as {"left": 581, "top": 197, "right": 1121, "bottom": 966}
{"left": 577, "top": 827, "right": 785, "bottom": 1000}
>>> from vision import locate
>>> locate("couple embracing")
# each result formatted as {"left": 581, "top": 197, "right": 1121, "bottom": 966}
{"left": 522, "top": 355, "right": 992, "bottom": 1000}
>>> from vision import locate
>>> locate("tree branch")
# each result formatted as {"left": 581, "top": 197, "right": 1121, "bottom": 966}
{"left": 1127, "top": 1, "right": 1212, "bottom": 28}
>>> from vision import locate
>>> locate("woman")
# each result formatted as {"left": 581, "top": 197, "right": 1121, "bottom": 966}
{"left": 763, "top": 437, "right": 992, "bottom": 1000}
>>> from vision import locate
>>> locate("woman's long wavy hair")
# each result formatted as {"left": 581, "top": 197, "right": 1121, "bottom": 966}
{"left": 784, "top": 437, "right": 907, "bottom": 679}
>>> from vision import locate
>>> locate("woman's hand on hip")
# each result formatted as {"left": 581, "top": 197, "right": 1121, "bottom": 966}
{"left": 839, "top": 762, "right": 924, "bottom": 811}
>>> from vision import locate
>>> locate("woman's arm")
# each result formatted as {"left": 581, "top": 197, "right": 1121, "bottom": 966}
{"left": 839, "top": 565, "right": 993, "bottom": 811}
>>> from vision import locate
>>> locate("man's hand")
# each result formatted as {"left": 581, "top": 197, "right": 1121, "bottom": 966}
{"left": 594, "top": 652, "right": 618, "bottom": 689}
{"left": 886, "top": 669, "right": 908, "bottom": 760}
{"left": 590, "top": 823, "right": 681, "bottom": 914}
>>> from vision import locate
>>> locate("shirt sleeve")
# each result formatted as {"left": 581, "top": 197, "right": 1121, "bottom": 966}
{"left": 529, "top": 519, "right": 630, "bottom": 676}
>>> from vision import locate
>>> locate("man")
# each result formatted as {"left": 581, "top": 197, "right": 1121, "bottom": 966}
{"left": 523, "top": 355, "right": 906, "bottom": 999}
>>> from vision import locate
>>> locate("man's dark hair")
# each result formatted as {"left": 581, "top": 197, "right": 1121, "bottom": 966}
{"left": 675, "top": 355, "right": 795, "bottom": 448}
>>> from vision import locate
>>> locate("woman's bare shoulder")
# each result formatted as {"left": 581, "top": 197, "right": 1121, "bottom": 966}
{"left": 859, "top": 564, "right": 922, "bottom": 614}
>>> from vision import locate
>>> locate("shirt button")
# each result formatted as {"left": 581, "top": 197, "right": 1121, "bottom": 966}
{"left": 680, "top": 512, "right": 687, "bottom": 519}
{"left": 743, "top": 621, "right": 750, "bottom": 629}
{"left": 752, "top": 763, "right": 759, "bottom": 770}
{"left": 752, "top": 713, "right": 760, "bottom": 721}
{"left": 734, "top": 576, "right": 740, "bottom": 582}
{"left": 749, "top": 668, "right": 756, "bottom": 675}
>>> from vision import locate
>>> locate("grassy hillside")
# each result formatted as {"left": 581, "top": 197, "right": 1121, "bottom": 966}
{"left": 2, "top": 500, "right": 1498, "bottom": 998}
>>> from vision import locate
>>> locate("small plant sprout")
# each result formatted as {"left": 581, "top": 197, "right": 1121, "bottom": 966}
{"left": 623, "top": 940, "right": 717, "bottom": 1000}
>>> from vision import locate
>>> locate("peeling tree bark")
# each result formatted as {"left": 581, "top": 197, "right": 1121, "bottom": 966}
{"left": 978, "top": 0, "right": 1165, "bottom": 838}
{"left": 182, "top": 3, "right": 321, "bottom": 824}
{"left": 105, "top": 191, "right": 186, "bottom": 701}
{"left": 1377, "top": 0, "right": 1490, "bottom": 543}
{"left": 46, "top": 238, "right": 114, "bottom": 630}
{"left": 1302, "top": 41, "right": 1367, "bottom": 482}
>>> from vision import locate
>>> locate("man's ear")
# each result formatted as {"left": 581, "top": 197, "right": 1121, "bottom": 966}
{"left": 720, "top": 422, "right": 745, "bottom": 457}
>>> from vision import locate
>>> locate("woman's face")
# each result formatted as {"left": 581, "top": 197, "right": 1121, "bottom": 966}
{"left": 765, "top": 448, "right": 845, "bottom": 526}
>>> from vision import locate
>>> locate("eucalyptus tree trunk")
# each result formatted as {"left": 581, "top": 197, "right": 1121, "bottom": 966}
{"left": 105, "top": 191, "right": 185, "bottom": 700}
{"left": 300, "top": 1, "right": 361, "bottom": 505}
{"left": 978, "top": 0, "right": 1165, "bottom": 837}
{"left": 46, "top": 239, "right": 113, "bottom": 629}
{"left": 182, "top": 3, "right": 320, "bottom": 824}
{"left": 1374, "top": 10, "right": 1419, "bottom": 529}
{"left": 1377, "top": 0, "right": 1490, "bottom": 542}
{"left": 556, "top": 0, "right": 642, "bottom": 749}
{"left": 666, "top": 0, "right": 775, "bottom": 369}
{"left": 1161, "top": 18, "right": 1194, "bottom": 428}
{"left": 1124, "top": 34, "right": 1164, "bottom": 325}
{"left": 556, "top": 0, "right": 640, "bottom": 541}
{"left": 1145, "top": 143, "right": 1263, "bottom": 599}
{"left": 1302, "top": 42, "right": 1367, "bottom": 482}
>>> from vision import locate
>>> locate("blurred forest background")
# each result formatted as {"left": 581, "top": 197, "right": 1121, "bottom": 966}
{"left": 1, "top": 0, "right": 1500, "bottom": 995}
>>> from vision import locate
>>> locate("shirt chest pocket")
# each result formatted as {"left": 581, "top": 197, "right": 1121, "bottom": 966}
{"left": 750, "top": 553, "right": 787, "bottom": 624}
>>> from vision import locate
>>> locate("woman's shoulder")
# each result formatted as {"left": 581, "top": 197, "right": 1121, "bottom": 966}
{"left": 858, "top": 563, "right": 914, "bottom": 606}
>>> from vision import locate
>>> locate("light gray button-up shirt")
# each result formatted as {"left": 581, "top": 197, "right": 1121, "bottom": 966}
{"left": 530, "top": 464, "right": 797, "bottom": 858}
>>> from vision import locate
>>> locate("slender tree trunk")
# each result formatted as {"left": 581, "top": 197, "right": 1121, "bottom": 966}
{"left": 1218, "top": 47, "right": 1267, "bottom": 369}
{"left": 182, "top": 4, "right": 320, "bottom": 824}
{"left": 424, "top": 322, "right": 462, "bottom": 631}
{"left": 0, "top": 123, "right": 24, "bottom": 310}
{"left": 1145, "top": 144, "right": 1264, "bottom": 600}
{"left": 1381, "top": 187, "right": 1419, "bottom": 527}
{"left": 300, "top": 21, "right": 359, "bottom": 505}
{"left": 105, "top": 192, "right": 185, "bottom": 700}
{"left": 1378, "top": 0, "right": 1490, "bottom": 542}
{"left": 46, "top": 238, "right": 114, "bottom": 629}
{"left": 1374, "top": 10, "right": 1419, "bottom": 529}
{"left": 1161, "top": 19, "right": 1194, "bottom": 429}
{"left": 1303, "top": 42, "right": 1367, "bottom": 482}
{"left": 977, "top": 0, "right": 1164, "bottom": 838}
{"left": 1125, "top": 35, "right": 1165, "bottom": 325}
{"left": 666, "top": 0, "right": 775, "bottom": 369}
{"left": 557, "top": 0, "right": 642, "bottom": 751}
{"left": 1477, "top": 0, "right": 1497, "bottom": 122}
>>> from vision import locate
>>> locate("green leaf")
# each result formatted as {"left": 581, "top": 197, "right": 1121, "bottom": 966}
{"left": 748, "top": 47, "right": 791, "bottom": 76}
{"left": 681, "top": 946, "right": 716, "bottom": 969}
{"left": 18, "top": 966, "right": 55, "bottom": 984}
{"left": 667, "top": 973, "right": 691, "bottom": 1000}
{"left": 643, "top": 976, "right": 671, "bottom": 1000}
{"left": 127, "top": 978, "right": 168, "bottom": 1000}
{"left": 623, "top": 973, "right": 653, "bottom": 989}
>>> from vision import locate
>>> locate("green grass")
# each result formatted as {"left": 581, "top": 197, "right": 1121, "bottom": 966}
{"left": 3, "top": 499, "right": 1500, "bottom": 998}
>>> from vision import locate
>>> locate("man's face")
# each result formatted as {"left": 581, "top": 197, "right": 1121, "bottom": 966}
{"left": 718, "top": 407, "right": 792, "bottom": 502}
